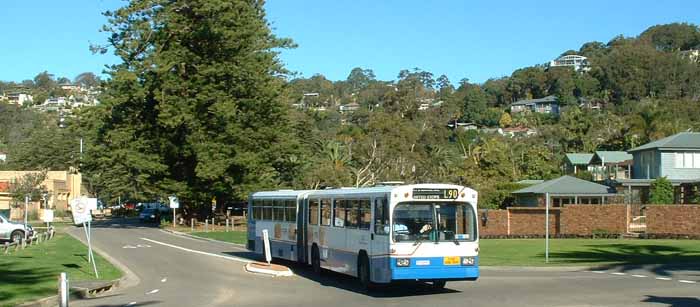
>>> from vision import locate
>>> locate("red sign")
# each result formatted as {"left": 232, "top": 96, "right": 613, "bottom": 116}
{"left": 0, "top": 182, "right": 9, "bottom": 192}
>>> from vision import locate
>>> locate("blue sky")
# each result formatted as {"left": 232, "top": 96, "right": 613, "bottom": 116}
{"left": 1, "top": 1, "right": 699, "bottom": 84}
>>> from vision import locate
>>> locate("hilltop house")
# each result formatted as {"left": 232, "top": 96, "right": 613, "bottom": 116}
{"left": 510, "top": 95, "right": 560, "bottom": 115}
{"left": 564, "top": 153, "right": 594, "bottom": 174}
{"left": 612, "top": 132, "right": 700, "bottom": 204}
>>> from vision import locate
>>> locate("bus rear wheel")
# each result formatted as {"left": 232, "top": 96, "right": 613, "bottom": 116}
{"left": 311, "top": 245, "right": 321, "bottom": 274}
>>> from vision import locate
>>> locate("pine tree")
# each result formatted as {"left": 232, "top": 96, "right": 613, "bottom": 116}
{"left": 86, "top": 0, "right": 295, "bottom": 206}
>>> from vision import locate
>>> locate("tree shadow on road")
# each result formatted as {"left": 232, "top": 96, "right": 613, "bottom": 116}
{"left": 546, "top": 243, "right": 700, "bottom": 278}
{"left": 642, "top": 295, "right": 700, "bottom": 307}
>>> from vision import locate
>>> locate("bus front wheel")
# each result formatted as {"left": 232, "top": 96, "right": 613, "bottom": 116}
{"left": 431, "top": 280, "right": 447, "bottom": 290}
{"left": 358, "top": 254, "right": 373, "bottom": 289}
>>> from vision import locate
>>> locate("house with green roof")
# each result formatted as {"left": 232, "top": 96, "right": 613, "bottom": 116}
{"left": 563, "top": 153, "right": 594, "bottom": 174}
{"left": 590, "top": 151, "right": 633, "bottom": 181}
{"left": 512, "top": 175, "right": 619, "bottom": 207}
{"left": 612, "top": 132, "right": 700, "bottom": 204}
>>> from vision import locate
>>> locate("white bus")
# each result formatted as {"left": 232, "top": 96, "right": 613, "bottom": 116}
{"left": 247, "top": 184, "right": 479, "bottom": 288}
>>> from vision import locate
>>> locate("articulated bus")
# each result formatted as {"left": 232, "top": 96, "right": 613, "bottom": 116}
{"left": 246, "top": 184, "right": 479, "bottom": 288}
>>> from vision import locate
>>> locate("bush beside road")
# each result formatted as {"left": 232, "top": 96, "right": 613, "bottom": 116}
{"left": 0, "top": 231, "right": 122, "bottom": 307}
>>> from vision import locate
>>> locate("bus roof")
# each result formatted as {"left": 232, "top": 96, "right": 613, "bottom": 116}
{"left": 250, "top": 184, "right": 476, "bottom": 199}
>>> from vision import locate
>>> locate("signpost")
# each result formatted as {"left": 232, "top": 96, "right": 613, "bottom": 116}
{"left": 70, "top": 197, "right": 98, "bottom": 278}
{"left": 545, "top": 192, "right": 550, "bottom": 264}
{"left": 262, "top": 229, "right": 271, "bottom": 265}
{"left": 169, "top": 196, "right": 179, "bottom": 228}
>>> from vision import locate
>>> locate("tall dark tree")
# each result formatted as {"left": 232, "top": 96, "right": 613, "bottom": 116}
{"left": 86, "top": 0, "right": 295, "bottom": 206}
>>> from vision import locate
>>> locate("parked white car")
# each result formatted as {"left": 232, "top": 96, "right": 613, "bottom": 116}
{"left": 0, "top": 215, "right": 34, "bottom": 243}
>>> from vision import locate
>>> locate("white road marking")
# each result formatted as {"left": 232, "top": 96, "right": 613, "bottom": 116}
{"left": 678, "top": 280, "right": 697, "bottom": 284}
{"left": 161, "top": 277, "right": 167, "bottom": 283}
{"left": 146, "top": 289, "right": 159, "bottom": 295}
{"left": 611, "top": 272, "right": 626, "bottom": 276}
{"left": 136, "top": 244, "right": 151, "bottom": 248}
{"left": 122, "top": 245, "right": 137, "bottom": 249}
{"left": 125, "top": 302, "right": 137, "bottom": 306}
{"left": 631, "top": 274, "right": 647, "bottom": 278}
{"left": 656, "top": 277, "right": 672, "bottom": 281}
{"left": 140, "top": 238, "right": 252, "bottom": 264}
{"left": 591, "top": 271, "right": 606, "bottom": 274}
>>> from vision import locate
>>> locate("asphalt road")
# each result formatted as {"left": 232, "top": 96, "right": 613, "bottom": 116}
{"left": 68, "top": 218, "right": 700, "bottom": 307}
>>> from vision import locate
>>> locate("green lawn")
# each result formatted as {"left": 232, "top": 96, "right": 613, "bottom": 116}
{"left": 479, "top": 239, "right": 700, "bottom": 266}
{"left": 0, "top": 233, "right": 122, "bottom": 307}
{"left": 191, "top": 231, "right": 247, "bottom": 244}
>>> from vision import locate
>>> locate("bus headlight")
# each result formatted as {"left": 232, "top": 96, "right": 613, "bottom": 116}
{"left": 396, "top": 258, "right": 410, "bottom": 267}
{"left": 461, "top": 256, "right": 475, "bottom": 266}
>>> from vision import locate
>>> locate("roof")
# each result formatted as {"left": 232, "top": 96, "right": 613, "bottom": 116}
{"left": 613, "top": 178, "right": 700, "bottom": 187}
{"left": 516, "top": 179, "right": 545, "bottom": 185}
{"left": 511, "top": 95, "right": 558, "bottom": 106}
{"left": 512, "top": 175, "right": 616, "bottom": 195}
{"left": 565, "top": 153, "right": 594, "bottom": 165}
{"left": 628, "top": 132, "right": 700, "bottom": 153}
{"left": 593, "top": 151, "right": 633, "bottom": 164}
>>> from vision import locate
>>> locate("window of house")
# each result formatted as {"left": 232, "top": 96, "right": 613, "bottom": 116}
{"left": 685, "top": 153, "right": 694, "bottom": 168}
{"left": 320, "top": 199, "right": 331, "bottom": 226}
{"left": 309, "top": 199, "right": 319, "bottom": 225}
{"left": 695, "top": 153, "right": 700, "bottom": 168}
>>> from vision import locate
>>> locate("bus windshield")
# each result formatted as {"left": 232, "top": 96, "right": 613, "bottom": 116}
{"left": 392, "top": 202, "right": 476, "bottom": 243}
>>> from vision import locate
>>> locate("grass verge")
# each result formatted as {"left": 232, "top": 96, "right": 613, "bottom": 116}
{"left": 0, "top": 232, "right": 122, "bottom": 307}
{"left": 191, "top": 231, "right": 247, "bottom": 245}
{"left": 479, "top": 239, "right": 700, "bottom": 266}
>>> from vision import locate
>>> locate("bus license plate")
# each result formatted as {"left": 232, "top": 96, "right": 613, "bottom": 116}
{"left": 443, "top": 256, "right": 460, "bottom": 265}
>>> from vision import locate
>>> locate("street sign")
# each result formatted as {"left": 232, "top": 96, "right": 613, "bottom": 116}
{"left": 42, "top": 209, "right": 54, "bottom": 223}
{"left": 70, "top": 198, "right": 92, "bottom": 225}
{"left": 169, "top": 196, "right": 179, "bottom": 209}
{"left": 86, "top": 198, "right": 98, "bottom": 211}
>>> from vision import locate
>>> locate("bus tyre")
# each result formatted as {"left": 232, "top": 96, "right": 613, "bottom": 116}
{"left": 312, "top": 245, "right": 321, "bottom": 274}
{"left": 358, "top": 254, "right": 373, "bottom": 290}
{"left": 11, "top": 231, "right": 24, "bottom": 243}
{"left": 431, "top": 280, "right": 447, "bottom": 290}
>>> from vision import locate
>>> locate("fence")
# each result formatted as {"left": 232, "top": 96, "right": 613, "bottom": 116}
{"left": 3, "top": 228, "right": 56, "bottom": 255}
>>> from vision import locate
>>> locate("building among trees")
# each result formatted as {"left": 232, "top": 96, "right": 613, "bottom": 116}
{"left": 547, "top": 54, "right": 590, "bottom": 71}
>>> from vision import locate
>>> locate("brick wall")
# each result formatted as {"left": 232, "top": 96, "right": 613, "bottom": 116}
{"left": 646, "top": 205, "right": 700, "bottom": 235}
{"left": 508, "top": 207, "right": 560, "bottom": 235}
{"left": 478, "top": 209, "right": 508, "bottom": 236}
{"left": 560, "top": 205, "right": 627, "bottom": 235}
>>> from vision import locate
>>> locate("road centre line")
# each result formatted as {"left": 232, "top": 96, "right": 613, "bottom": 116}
{"left": 678, "top": 280, "right": 697, "bottom": 284}
{"left": 631, "top": 274, "right": 647, "bottom": 278}
{"left": 611, "top": 272, "right": 626, "bottom": 276}
{"left": 656, "top": 277, "right": 672, "bottom": 281}
{"left": 140, "top": 237, "right": 252, "bottom": 264}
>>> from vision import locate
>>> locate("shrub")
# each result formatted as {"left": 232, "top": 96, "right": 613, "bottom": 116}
{"left": 649, "top": 176, "right": 674, "bottom": 204}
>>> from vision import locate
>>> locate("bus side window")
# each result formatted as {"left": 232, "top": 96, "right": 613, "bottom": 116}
{"left": 320, "top": 199, "right": 331, "bottom": 226}
{"left": 333, "top": 199, "right": 345, "bottom": 227}
{"left": 285, "top": 200, "right": 296, "bottom": 222}
{"left": 273, "top": 199, "right": 284, "bottom": 221}
{"left": 309, "top": 199, "right": 319, "bottom": 225}
{"left": 359, "top": 199, "right": 371, "bottom": 230}
{"left": 346, "top": 199, "right": 359, "bottom": 228}
{"left": 374, "top": 198, "right": 388, "bottom": 235}
{"left": 263, "top": 199, "right": 273, "bottom": 220}
{"left": 253, "top": 199, "right": 262, "bottom": 220}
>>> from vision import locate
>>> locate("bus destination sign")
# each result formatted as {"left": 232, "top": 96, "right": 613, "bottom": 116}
{"left": 412, "top": 188, "right": 459, "bottom": 200}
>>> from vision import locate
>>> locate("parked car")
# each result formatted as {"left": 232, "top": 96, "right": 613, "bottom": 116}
{"left": 0, "top": 215, "right": 34, "bottom": 243}
{"left": 139, "top": 208, "right": 161, "bottom": 223}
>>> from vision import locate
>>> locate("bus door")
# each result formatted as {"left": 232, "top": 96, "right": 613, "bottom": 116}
{"left": 296, "top": 196, "right": 307, "bottom": 264}
{"left": 370, "top": 196, "right": 391, "bottom": 282}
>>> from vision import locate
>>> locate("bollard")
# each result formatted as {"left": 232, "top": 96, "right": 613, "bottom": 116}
{"left": 226, "top": 218, "right": 229, "bottom": 232}
{"left": 21, "top": 238, "right": 26, "bottom": 249}
{"left": 233, "top": 217, "right": 236, "bottom": 231}
{"left": 59, "top": 272, "right": 69, "bottom": 307}
{"left": 15, "top": 241, "right": 20, "bottom": 252}
{"left": 205, "top": 219, "right": 208, "bottom": 232}
{"left": 191, "top": 218, "right": 194, "bottom": 232}
{"left": 4, "top": 242, "right": 8, "bottom": 254}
